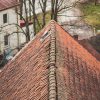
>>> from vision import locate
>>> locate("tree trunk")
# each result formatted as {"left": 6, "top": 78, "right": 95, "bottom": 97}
{"left": 30, "top": 0, "right": 36, "bottom": 35}
{"left": 94, "top": 0, "right": 98, "bottom": 5}
{"left": 23, "top": 0, "right": 30, "bottom": 41}
{"left": 51, "top": 0, "right": 55, "bottom": 20}
{"left": 42, "top": 0, "right": 47, "bottom": 27}
{"left": 54, "top": 0, "right": 58, "bottom": 21}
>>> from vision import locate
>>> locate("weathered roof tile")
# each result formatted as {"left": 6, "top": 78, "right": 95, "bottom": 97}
{"left": 0, "top": 20, "right": 100, "bottom": 100}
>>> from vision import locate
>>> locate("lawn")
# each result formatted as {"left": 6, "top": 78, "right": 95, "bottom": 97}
{"left": 33, "top": 11, "right": 51, "bottom": 33}
{"left": 37, "top": 11, "right": 51, "bottom": 32}
{"left": 80, "top": 3, "right": 100, "bottom": 30}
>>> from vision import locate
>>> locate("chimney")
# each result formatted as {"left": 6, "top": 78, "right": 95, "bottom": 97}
{"left": 73, "top": 35, "right": 78, "bottom": 40}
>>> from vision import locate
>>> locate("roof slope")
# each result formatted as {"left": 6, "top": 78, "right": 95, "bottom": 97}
{"left": 0, "top": 24, "right": 51, "bottom": 100}
{"left": 0, "top": 21, "right": 100, "bottom": 100}
{"left": 0, "top": 0, "right": 19, "bottom": 11}
{"left": 79, "top": 39, "right": 100, "bottom": 61}
{"left": 55, "top": 23, "right": 100, "bottom": 100}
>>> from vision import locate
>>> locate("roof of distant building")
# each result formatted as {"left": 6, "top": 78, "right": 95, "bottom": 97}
{"left": 0, "top": 20, "right": 100, "bottom": 100}
{"left": 78, "top": 39, "right": 100, "bottom": 61}
{"left": 0, "top": 0, "right": 19, "bottom": 11}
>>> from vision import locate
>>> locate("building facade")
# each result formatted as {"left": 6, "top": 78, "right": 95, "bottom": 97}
{"left": 0, "top": 0, "right": 33, "bottom": 56}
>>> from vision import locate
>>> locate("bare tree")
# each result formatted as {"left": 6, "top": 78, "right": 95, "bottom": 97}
{"left": 18, "top": 0, "right": 81, "bottom": 37}
{"left": 39, "top": 0, "right": 47, "bottom": 27}
{"left": 51, "top": 0, "right": 58, "bottom": 21}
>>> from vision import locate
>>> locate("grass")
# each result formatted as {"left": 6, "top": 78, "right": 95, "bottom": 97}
{"left": 36, "top": 11, "right": 51, "bottom": 32}
{"left": 37, "top": 11, "right": 51, "bottom": 24}
{"left": 80, "top": 3, "right": 100, "bottom": 30}
{"left": 33, "top": 11, "right": 51, "bottom": 33}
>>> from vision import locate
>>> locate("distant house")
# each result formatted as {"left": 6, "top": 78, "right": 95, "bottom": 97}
{"left": 0, "top": 0, "right": 26, "bottom": 55}
{"left": 0, "top": 0, "right": 35, "bottom": 57}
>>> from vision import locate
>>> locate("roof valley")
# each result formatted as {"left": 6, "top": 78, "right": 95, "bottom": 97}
{"left": 48, "top": 21, "right": 57, "bottom": 100}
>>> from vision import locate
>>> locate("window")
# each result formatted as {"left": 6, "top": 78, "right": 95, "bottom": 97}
{"left": 3, "top": 14, "right": 7, "bottom": 24}
{"left": 4, "top": 35, "right": 9, "bottom": 45}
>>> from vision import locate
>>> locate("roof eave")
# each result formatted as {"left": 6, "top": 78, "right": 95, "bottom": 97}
{"left": 0, "top": 3, "right": 20, "bottom": 11}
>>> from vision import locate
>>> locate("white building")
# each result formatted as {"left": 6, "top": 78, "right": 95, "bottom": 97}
{"left": 0, "top": 0, "right": 51, "bottom": 55}
{"left": 0, "top": 0, "right": 33, "bottom": 56}
{"left": 0, "top": 0, "right": 19, "bottom": 53}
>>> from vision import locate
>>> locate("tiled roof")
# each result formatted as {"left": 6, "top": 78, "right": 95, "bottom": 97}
{"left": 0, "top": 20, "right": 100, "bottom": 100}
{"left": 79, "top": 39, "right": 100, "bottom": 61}
{"left": 0, "top": 0, "right": 19, "bottom": 11}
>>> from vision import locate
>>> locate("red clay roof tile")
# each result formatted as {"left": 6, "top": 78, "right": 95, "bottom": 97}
{"left": 0, "top": 20, "right": 100, "bottom": 100}
{"left": 0, "top": 0, "right": 19, "bottom": 11}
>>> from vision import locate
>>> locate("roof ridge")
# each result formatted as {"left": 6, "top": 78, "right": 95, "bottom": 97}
{"left": 48, "top": 20, "right": 57, "bottom": 100}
